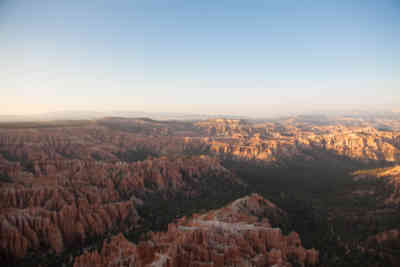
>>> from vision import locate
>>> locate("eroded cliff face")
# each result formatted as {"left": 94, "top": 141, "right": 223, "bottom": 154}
{"left": 0, "top": 153, "right": 238, "bottom": 263}
{"left": 196, "top": 119, "right": 400, "bottom": 163}
{"left": 1, "top": 117, "right": 400, "bottom": 266}
{"left": 2, "top": 118, "right": 399, "bottom": 171}
{"left": 0, "top": 125, "right": 208, "bottom": 165}
{"left": 74, "top": 194, "right": 319, "bottom": 267}
{"left": 0, "top": 122, "right": 240, "bottom": 264}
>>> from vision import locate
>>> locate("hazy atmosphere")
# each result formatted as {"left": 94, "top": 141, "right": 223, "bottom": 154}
{"left": 1, "top": 0, "right": 399, "bottom": 116}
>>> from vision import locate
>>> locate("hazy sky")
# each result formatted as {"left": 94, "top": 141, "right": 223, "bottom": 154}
{"left": 1, "top": 0, "right": 399, "bottom": 116}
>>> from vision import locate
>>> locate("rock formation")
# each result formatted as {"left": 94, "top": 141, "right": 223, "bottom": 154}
{"left": 2, "top": 116, "right": 400, "bottom": 266}
{"left": 193, "top": 118, "right": 400, "bottom": 164}
{"left": 0, "top": 150, "right": 238, "bottom": 263}
{"left": 74, "top": 194, "right": 319, "bottom": 267}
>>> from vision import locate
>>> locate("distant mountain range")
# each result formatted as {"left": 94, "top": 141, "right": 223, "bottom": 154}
{"left": 0, "top": 110, "right": 248, "bottom": 122}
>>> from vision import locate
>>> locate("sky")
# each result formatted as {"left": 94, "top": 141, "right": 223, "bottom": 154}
{"left": 0, "top": 0, "right": 399, "bottom": 116}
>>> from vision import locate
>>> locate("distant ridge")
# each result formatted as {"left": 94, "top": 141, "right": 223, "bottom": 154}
{"left": 0, "top": 110, "right": 249, "bottom": 122}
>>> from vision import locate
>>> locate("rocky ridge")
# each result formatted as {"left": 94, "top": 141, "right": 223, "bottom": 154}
{"left": 74, "top": 194, "right": 318, "bottom": 267}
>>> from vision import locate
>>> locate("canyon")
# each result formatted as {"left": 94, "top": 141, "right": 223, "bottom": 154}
{"left": 0, "top": 115, "right": 399, "bottom": 266}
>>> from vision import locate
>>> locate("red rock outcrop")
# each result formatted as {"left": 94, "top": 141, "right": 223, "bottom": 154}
{"left": 2, "top": 118, "right": 399, "bottom": 171}
{"left": 197, "top": 119, "right": 400, "bottom": 163}
{"left": 0, "top": 125, "right": 208, "bottom": 166}
{"left": 0, "top": 201, "right": 138, "bottom": 261}
{"left": 2, "top": 117, "right": 399, "bottom": 266}
{"left": 0, "top": 153, "right": 238, "bottom": 263}
{"left": 74, "top": 194, "right": 319, "bottom": 267}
